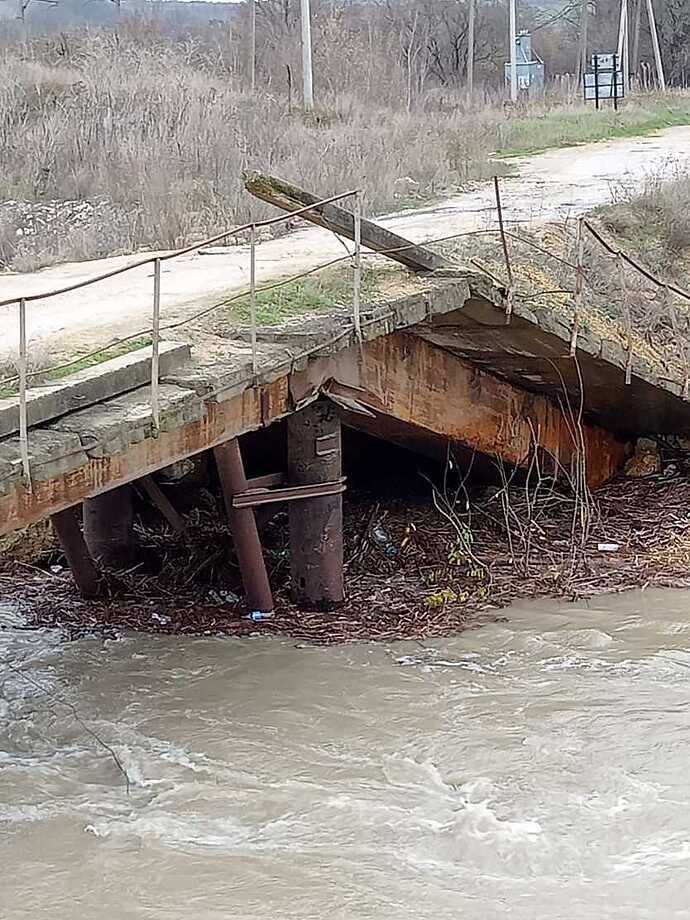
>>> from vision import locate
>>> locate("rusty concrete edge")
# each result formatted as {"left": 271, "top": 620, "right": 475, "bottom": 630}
{"left": 0, "top": 272, "right": 678, "bottom": 538}
{"left": 0, "top": 284, "right": 468, "bottom": 536}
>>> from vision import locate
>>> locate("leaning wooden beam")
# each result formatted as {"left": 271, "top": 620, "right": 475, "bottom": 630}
{"left": 51, "top": 506, "right": 100, "bottom": 599}
{"left": 243, "top": 171, "right": 445, "bottom": 274}
{"left": 140, "top": 475, "right": 185, "bottom": 533}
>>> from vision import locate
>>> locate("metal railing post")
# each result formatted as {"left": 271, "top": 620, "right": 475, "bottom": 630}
{"left": 493, "top": 177, "right": 514, "bottom": 323}
{"left": 570, "top": 218, "right": 585, "bottom": 356}
{"left": 617, "top": 252, "right": 633, "bottom": 385}
{"left": 250, "top": 224, "right": 258, "bottom": 377}
{"left": 151, "top": 257, "right": 161, "bottom": 432}
{"left": 18, "top": 298, "right": 31, "bottom": 489}
{"left": 353, "top": 191, "right": 362, "bottom": 341}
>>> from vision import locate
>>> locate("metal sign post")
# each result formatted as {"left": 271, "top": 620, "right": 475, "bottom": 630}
{"left": 584, "top": 52, "right": 624, "bottom": 108}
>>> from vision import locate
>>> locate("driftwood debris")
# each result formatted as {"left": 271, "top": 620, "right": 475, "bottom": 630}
{"left": 243, "top": 170, "right": 445, "bottom": 274}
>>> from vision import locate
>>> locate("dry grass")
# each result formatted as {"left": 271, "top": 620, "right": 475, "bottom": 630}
{"left": 2, "top": 28, "right": 690, "bottom": 272}
{"left": 597, "top": 167, "right": 690, "bottom": 277}
{"left": 0, "top": 31, "right": 493, "bottom": 269}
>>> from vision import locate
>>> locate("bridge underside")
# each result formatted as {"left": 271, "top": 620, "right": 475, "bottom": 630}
{"left": 3, "top": 275, "right": 690, "bottom": 608}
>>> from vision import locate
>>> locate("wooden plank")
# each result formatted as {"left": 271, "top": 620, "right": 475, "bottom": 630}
{"left": 140, "top": 475, "right": 186, "bottom": 533}
{"left": 243, "top": 171, "right": 445, "bottom": 274}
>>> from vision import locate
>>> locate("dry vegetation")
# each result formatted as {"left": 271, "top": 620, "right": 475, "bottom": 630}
{"left": 7, "top": 438, "right": 690, "bottom": 643}
{"left": 597, "top": 167, "right": 690, "bottom": 277}
{"left": 1, "top": 16, "right": 690, "bottom": 272}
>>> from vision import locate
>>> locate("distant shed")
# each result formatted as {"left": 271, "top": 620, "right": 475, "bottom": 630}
{"left": 505, "top": 30, "right": 545, "bottom": 98}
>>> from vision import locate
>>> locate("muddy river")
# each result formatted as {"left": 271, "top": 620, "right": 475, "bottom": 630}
{"left": 2, "top": 588, "right": 690, "bottom": 918}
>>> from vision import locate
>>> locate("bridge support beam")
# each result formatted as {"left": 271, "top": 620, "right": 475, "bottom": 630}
{"left": 288, "top": 399, "right": 344, "bottom": 610}
{"left": 83, "top": 485, "right": 138, "bottom": 570}
{"left": 51, "top": 506, "right": 101, "bottom": 599}
{"left": 214, "top": 438, "right": 274, "bottom": 615}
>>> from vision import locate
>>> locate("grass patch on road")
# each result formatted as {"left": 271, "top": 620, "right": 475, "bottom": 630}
{"left": 220, "top": 266, "right": 378, "bottom": 327}
{"left": 496, "top": 95, "right": 690, "bottom": 157}
{"left": 0, "top": 336, "right": 153, "bottom": 398}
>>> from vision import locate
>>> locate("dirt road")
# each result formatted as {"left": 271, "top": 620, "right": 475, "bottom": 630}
{"left": 2, "top": 126, "right": 690, "bottom": 357}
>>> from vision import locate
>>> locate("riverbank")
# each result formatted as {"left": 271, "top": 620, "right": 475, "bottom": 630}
{"left": 4, "top": 441, "right": 690, "bottom": 644}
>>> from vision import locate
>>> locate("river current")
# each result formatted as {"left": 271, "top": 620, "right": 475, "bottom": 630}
{"left": 2, "top": 588, "right": 690, "bottom": 918}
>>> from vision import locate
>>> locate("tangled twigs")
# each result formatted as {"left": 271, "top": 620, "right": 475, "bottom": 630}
{"left": 8, "top": 453, "right": 690, "bottom": 643}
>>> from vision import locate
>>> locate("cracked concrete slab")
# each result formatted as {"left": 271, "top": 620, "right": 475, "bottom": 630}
{"left": 0, "top": 429, "right": 88, "bottom": 495}
{"left": 0, "top": 341, "right": 190, "bottom": 439}
{"left": 49, "top": 384, "right": 205, "bottom": 459}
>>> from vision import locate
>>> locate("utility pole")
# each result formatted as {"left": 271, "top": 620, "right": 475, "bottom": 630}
{"left": 249, "top": 0, "right": 256, "bottom": 92}
{"left": 509, "top": 0, "right": 518, "bottom": 102}
{"left": 631, "top": 0, "right": 642, "bottom": 80}
{"left": 577, "top": 0, "right": 588, "bottom": 85}
{"left": 645, "top": 0, "right": 666, "bottom": 91}
{"left": 300, "top": 0, "right": 314, "bottom": 112}
{"left": 617, "top": 0, "right": 629, "bottom": 94}
{"left": 467, "top": 0, "right": 475, "bottom": 101}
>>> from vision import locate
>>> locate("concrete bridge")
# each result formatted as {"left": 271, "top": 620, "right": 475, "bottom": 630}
{"left": 2, "top": 183, "right": 689, "bottom": 611}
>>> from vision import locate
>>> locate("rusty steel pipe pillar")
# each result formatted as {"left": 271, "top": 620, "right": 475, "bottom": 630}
{"left": 287, "top": 399, "right": 344, "bottom": 610}
{"left": 214, "top": 438, "right": 274, "bottom": 614}
{"left": 51, "top": 506, "right": 100, "bottom": 599}
{"left": 83, "top": 485, "right": 138, "bottom": 570}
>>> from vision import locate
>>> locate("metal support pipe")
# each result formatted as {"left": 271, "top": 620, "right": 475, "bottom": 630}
{"left": 249, "top": 224, "right": 258, "bottom": 377}
{"left": 493, "top": 177, "right": 514, "bottom": 323}
{"left": 353, "top": 191, "right": 362, "bottom": 341}
{"left": 51, "top": 506, "right": 100, "bottom": 599}
{"left": 83, "top": 485, "right": 138, "bottom": 570}
{"left": 287, "top": 399, "right": 344, "bottom": 610}
{"left": 151, "top": 257, "right": 161, "bottom": 432}
{"left": 17, "top": 298, "right": 31, "bottom": 489}
{"left": 140, "top": 475, "right": 185, "bottom": 533}
{"left": 214, "top": 438, "right": 274, "bottom": 614}
{"left": 570, "top": 218, "right": 585, "bottom": 356}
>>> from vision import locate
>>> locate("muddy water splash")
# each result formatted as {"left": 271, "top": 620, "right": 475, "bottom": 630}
{"left": 2, "top": 589, "right": 690, "bottom": 918}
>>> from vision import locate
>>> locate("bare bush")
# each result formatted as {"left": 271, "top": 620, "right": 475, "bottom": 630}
{"left": 0, "top": 10, "right": 688, "bottom": 272}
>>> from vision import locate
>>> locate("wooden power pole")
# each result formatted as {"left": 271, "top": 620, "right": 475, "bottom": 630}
{"left": 467, "top": 0, "right": 476, "bottom": 101}
{"left": 645, "top": 0, "right": 666, "bottom": 91}
{"left": 300, "top": 0, "right": 314, "bottom": 112}
{"left": 249, "top": 0, "right": 256, "bottom": 92}
{"left": 617, "top": 0, "right": 630, "bottom": 93}
{"left": 508, "top": 0, "right": 518, "bottom": 102}
{"left": 631, "top": 0, "right": 642, "bottom": 79}
{"left": 578, "top": 0, "right": 589, "bottom": 85}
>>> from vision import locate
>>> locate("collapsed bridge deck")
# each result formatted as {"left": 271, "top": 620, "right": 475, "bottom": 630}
{"left": 3, "top": 177, "right": 690, "bottom": 610}
{"left": 3, "top": 271, "right": 669, "bottom": 539}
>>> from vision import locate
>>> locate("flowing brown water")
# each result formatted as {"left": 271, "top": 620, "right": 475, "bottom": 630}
{"left": 2, "top": 588, "right": 690, "bottom": 918}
